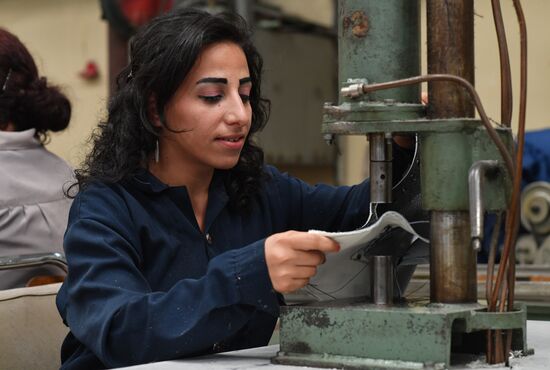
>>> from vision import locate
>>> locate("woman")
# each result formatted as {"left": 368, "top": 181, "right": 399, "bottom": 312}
{"left": 0, "top": 28, "right": 72, "bottom": 289}
{"left": 57, "top": 8, "right": 414, "bottom": 369}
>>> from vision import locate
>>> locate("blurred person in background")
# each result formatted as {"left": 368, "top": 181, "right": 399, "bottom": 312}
{"left": 0, "top": 28, "right": 73, "bottom": 289}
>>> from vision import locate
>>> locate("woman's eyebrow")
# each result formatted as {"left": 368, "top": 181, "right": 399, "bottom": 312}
{"left": 239, "top": 77, "right": 252, "bottom": 85}
{"left": 196, "top": 77, "right": 227, "bottom": 85}
{"left": 195, "top": 77, "right": 251, "bottom": 85}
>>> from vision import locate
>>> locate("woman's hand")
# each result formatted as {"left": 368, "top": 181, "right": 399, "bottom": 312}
{"left": 265, "top": 231, "right": 340, "bottom": 293}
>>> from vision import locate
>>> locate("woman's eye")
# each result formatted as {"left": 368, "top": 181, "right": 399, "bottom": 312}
{"left": 240, "top": 94, "right": 250, "bottom": 103}
{"left": 199, "top": 95, "right": 222, "bottom": 103}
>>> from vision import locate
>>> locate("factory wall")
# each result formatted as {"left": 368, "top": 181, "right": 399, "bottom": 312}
{"left": 0, "top": 0, "right": 548, "bottom": 185}
{"left": 0, "top": 0, "right": 108, "bottom": 167}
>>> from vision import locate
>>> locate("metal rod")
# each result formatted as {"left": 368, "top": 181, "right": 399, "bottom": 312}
{"left": 0, "top": 252, "right": 68, "bottom": 273}
{"left": 427, "top": 0, "right": 475, "bottom": 118}
{"left": 369, "top": 133, "right": 392, "bottom": 203}
{"left": 468, "top": 160, "right": 500, "bottom": 251}
{"left": 371, "top": 256, "right": 394, "bottom": 305}
{"left": 430, "top": 211, "right": 477, "bottom": 303}
{"left": 426, "top": 3, "right": 477, "bottom": 303}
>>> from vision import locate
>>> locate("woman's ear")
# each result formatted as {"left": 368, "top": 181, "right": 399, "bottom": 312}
{"left": 148, "top": 96, "right": 162, "bottom": 128}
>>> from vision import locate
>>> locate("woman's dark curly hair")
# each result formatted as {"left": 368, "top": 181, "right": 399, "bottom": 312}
{"left": 0, "top": 28, "right": 71, "bottom": 141}
{"left": 71, "top": 8, "right": 270, "bottom": 211}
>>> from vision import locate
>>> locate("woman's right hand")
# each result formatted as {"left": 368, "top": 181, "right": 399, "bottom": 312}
{"left": 264, "top": 231, "right": 340, "bottom": 293}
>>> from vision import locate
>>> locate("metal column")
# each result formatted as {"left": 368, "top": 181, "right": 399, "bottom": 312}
{"left": 427, "top": 0, "right": 477, "bottom": 303}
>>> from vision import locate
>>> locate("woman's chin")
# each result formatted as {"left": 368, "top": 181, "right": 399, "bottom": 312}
{"left": 215, "top": 159, "right": 240, "bottom": 170}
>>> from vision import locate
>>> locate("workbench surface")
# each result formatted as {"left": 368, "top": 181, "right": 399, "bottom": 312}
{"left": 121, "top": 320, "right": 550, "bottom": 369}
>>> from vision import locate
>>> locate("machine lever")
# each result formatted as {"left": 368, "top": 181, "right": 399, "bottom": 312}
{"left": 468, "top": 160, "right": 501, "bottom": 251}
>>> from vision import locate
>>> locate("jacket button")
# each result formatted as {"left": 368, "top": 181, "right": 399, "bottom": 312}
{"left": 205, "top": 233, "right": 213, "bottom": 244}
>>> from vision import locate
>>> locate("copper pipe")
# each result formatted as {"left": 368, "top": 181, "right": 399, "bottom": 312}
{"left": 489, "top": 0, "right": 527, "bottom": 314}
{"left": 485, "top": 329, "right": 495, "bottom": 364}
{"left": 490, "top": 0, "right": 527, "bottom": 363}
{"left": 496, "top": 272, "right": 509, "bottom": 364}
{"left": 486, "top": 212, "right": 502, "bottom": 362}
{"left": 491, "top": 0, "right": 513, "bottom": 126}
{"left": 494, "top": 330, "right": 504, "bottom": 363}
{"left": 498, "top": 268, "right": 509, "bottom": 312}
{"left": 505, "top": 222, "right": 518, "bottom": 364}
{"left": 359, "top": 75, "right": 514, "bottom": 177}
{"left": 486, "top": 212, "right": 502, "bottom": 304}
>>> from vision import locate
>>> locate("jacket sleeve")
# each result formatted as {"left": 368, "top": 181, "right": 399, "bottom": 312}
{"left": 269, "top": 169, "right": 370, "bottom": 232}
{"left": 57, "top": 187, "right": 279, "bottom": 368}
{"left": 267, "top": 141, "right": 415, "bottom": 233}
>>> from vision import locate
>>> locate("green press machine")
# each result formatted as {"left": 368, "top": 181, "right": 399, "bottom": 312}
{"left": 273, "top": 1, "right": 529, "bottom": 369}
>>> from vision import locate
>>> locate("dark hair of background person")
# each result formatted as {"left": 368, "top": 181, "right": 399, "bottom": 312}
{"left": 70, "top": 8, "right": 271, "bottom": 212}
{"left": 0, "top": 28, "right": 71, "bottom": 142}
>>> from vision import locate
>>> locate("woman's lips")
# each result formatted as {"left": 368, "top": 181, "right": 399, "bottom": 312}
{"left": 215, "top": 135, "right": 245, "bottom": 149}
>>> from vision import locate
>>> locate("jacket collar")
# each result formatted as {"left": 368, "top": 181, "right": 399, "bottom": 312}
{"left": 0, "top": 129, "right": 41, "bottom": 150}
{"left": 130, "top": 168, "right": 229, "bottom": 202}
{"left": 130, "top": 169, "right": 229, "bottom": 231}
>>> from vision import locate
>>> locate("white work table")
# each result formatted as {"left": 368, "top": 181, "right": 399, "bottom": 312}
{"left": 121, "top": 320, "right": 550, "bottom": 370}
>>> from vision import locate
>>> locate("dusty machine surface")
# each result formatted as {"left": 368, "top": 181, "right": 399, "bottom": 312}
{"left": 273, "top": 0, "right": 531, "bottom": 368}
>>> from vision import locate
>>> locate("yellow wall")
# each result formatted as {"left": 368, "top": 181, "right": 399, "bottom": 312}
{"left": 262, "top": 0, "right": 334, "bottom": 27}
{"left": 0, "top": 0, "right": 108, "bottom": 166}
{"left": 474, "top": 0, "right": 549, "bottom": 133}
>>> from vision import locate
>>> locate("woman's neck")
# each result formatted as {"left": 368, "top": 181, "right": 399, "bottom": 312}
{"left": 148, "top": 157, "right": 213, "bottom": 233}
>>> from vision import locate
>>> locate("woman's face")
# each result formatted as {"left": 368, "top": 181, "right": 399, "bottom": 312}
{"left": 158, "top": 41, "right": 252, "bottom": 174}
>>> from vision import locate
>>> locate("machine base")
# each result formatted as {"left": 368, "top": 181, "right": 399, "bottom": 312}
{"left": 273, "top": 300, "right": 530, "bottom": 369}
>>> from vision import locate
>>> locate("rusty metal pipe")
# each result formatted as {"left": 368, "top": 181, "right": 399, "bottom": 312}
{"left": 427, "top": 0, "right": 474, "bottom": 118}
{"left": 430, "top": 211, "right": 477, "bottom": 303}
{"left": 426, "top": 0, "right": 476, "bottom": 303}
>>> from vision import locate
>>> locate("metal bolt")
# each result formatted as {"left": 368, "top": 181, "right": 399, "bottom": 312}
{"left": 341, "top": 83, "right": 365, "bottom": 98}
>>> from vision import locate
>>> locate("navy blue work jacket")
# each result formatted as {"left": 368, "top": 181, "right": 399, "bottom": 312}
{"left": 56, "top": 165, "right": 373, "bottom": 369}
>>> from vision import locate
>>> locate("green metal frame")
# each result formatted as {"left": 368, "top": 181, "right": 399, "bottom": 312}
{"left": 420, "top": 126, "right": 512, "bottom": 211}
{"left": 274, "top": 302, "right": 530, "bottom": 369}
{"left": 338, "top": 0, "right": 421, "bottom": 103}
{"left": 323, "top": 105, "right": 513, "bottom": 211}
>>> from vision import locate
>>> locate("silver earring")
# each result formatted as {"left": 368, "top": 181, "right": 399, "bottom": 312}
{"left": 1, "top": 68, "right": 12, "bottom": 92}
{"left": 155, "top": 140, "right": 160, "bottom": 163}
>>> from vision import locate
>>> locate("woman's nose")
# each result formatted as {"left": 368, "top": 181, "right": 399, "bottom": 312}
{"left": 224, "top": 93, "right": 250, "bottom": 125}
